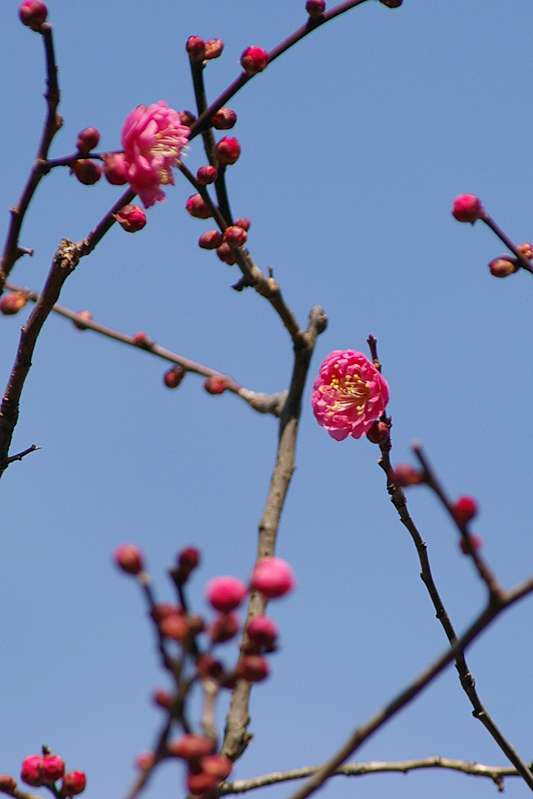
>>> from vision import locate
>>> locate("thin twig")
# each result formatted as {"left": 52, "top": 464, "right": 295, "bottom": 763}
{"left": 368, "top": 336, "right": 533, "bottom": 788}
{"left": 5, "top": 281, "right": 285, "bottom": 417}
{"left": 1, "top": 443, "right": 41, "bottom": 467}
{"left": 0, "top": 24, "right": 62, "bottom": 293}
{"left": 220, "top": 756, "right": 527, "bottom": 795}
{"left": 222, "top": 306, "right": 327, "bottom": 760}
{"left": 481, "top": 214, "right": 533, "bottom": 275}
{"left": 284, "top": 578, "right": 533, "bottom": 799}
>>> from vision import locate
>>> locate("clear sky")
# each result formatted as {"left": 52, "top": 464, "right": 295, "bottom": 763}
{"left": 1, "top": 2, "right": 532, "bottom": 798}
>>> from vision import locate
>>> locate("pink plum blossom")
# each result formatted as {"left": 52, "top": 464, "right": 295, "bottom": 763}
{"left": 250, "top": 557, "right": 294, "bottom": 599}
{"left": 312, "top": 350, "right": 389, "bottom": 441}
{"left": 121, "top": 101, "right": 189, "bottom": 208}
{"left": 206, "top": 576, "right": 247, "bottom": 612}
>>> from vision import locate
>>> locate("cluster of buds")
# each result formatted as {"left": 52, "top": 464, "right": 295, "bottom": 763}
{"left": 488, "top": 242, "right": 532, "bottom": 279}
{"left": 11, "top": 752, "right": 86, "bottom": 796}
{"left": 451, "top": 496, "right": 483, "bottom": 555}
{"left": 186, "top": 35, "right": 224, "bottom": 63}
{"left": 168, "top": 735, "right": 232, "bottom": 795}
{"left": 197, "top": 218, "right": 250, "bottom": 267}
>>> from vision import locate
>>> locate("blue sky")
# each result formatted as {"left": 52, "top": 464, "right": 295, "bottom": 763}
{"left": 0, "top": 2, "right": 532, "bottom": 798}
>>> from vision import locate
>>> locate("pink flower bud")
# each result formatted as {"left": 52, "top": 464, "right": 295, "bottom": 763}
{"left": 196, "top": 165, "right": 218, "bottom": 185}
{"left": 234, "top": 217, "right": 251, "bottom": 231}
{"left": 0, "top": 776, "right": 17, "bottom": 794}
{"left": 196, "top": 654, "right": 224, "bottom": 679}
{"left": 168, "top": 735, "right": 214, "bottom": 761}
{"left": 452, "top": 496, "right": 478, "bottom": 526}
{"left": 134, "top": 754, "right": 154, "bottom": 772}
{"left": 76, "top": 127, "right": 100, "bottom": 153}
{"left": 452, "top": 194, "right": 484, "bottom": 223}
{"left": 150, "top": 603, "right": 183, "bottom": 622}
{"left": 178, "top": 110, "right": 197, "bottom": 127}
{"left": 247, "top": 615, "right": 278, "bottom": 649}
{"left": 241, "top": 46, "right": 269, "bottom": 75}
{"left": 379, "top": 0, "right": 403, "bottom": 6}
{"left": 306, "top": 0, "right": 326, "bottom": 17}
{"left": 114, "top": 544, "right": 144, "bottom": 575}
{"left": 186, "top": 771, "right": 218, "bottom": 795}
{"left": 366, "top": 420, "right": 389, "bottom": 444}
{"left": 0, "top": 291, "right": 28, "bottom": 316}
{"left": 186, "top": 193, "right": 212, "bottom": 219}
{"left": 215, "top": 137, "right": 241, "bottom": 166}
{"left": 237, "top": 654, "right": 269, "bottom": 682}
{"left": 459, "top": 533, "right": 483, "bottom": 555}
{"left": 114, "top": 204, "right": 146, "bottom": 233}
{"left": 103, "top": 153, "right": 128, "bottom": 185}
{"left": 204, "top": 39, "right": 224, "bottom": 60}
{"left": 216, "top": 243, "right": 237, "bottom": 265}
{"left": 201, "top": 754, "right": 232, "bottom": 780}
{"left": 206, "top": 576, "right": 247, "bottom": 613}
{"left": 186, "top": 35, "right": 206, "bottom": 61}
{"left": 73, "top": 310, "right": 93, "bottom": 331}
{"left": 209, "top": 612, "right": 240, "bottom": 644}
{"left": 132, "top": 331, "right": 151, "bottom": 347}
{"left": 250, "top": 557, "right": 294, "bottom": 599}
{"left": 19, "top": 1, "right": 47, "bottom": 30}
{"left": 40, "top": 756, "right": 65, "bottom": 784}
{"left": 152, "top": 689, "right": 173, "bottom": 709}
{"left": 391, "top": 464, "right": 424, "bottom": 487}
{"left": 212, "top": 108, "right": 237, "bottom": 130}
{"left": 199, "top": 230, "right": 223, "bottom": 250}
{"left": 488, "top": 257, "right": 517, "bottom": 278}
{"left": 224, "top": 225, "right": 247, "bottom": 246}
{"left": 163, "top": 366, "right": 185, "bottom": 389}
{"left": 60, "top": 772, "right": 86, "bottom": 796}
{"left": 20, "top": 757, "right": 44, "bottom": 787}
{"left": 72, "top": 159, "right": 102, "bottom": 185}
{"left": 204, "top": 375, "right": 229, "bottom": 394}
{"left": 517, "top": 241, "right": 533, "bottom": 259}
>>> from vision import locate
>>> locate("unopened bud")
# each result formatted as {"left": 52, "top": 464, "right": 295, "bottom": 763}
{"left": 114, "top": 544, "right": 144, "bottom": 575}
{"left": 72, "top": 159, "right": 102, "bottom": 185}
{"left": 452, "top": 496, "right": 478, "bottom": 526}
{"left": 459, "top": 533, "right": 483, "bottom": 555}
{"left": 234, "top": 217, "right": 251, "bottom": 231}
{"left": 19, "top": 0, "right": 47, "bottom": 31}
{"left": 366, "top": 420, "right": 389, "bottom": 444}
{"left": 216, "top": 243, "right": 237, "bottom": 265}
{"left": 488, "top": 257, "right": 517, "bottom": 278}
{"left": 199, "top": 230, "right": 223, "bottom": 250}
{"left": 76, "top": 127, "right": 100, "bottom": 154}
{"left": 452, "top": 194, "right": 483, "bottom": 223}
{"left": 163, "top": 366, "right": 185, "bottom": 389}
{"left": 132, "top": 331, "right": 151, "bottom": 347}
{"left": 237, "top": 654, "right": 269, "bottom": 682}
{"left": 178, "top": 110, "right": 197, "bottom": 127}
{"left": 0, "top": 776, "right": 17, "bottom": 794}
{"left": 209, "top": 612, "right": 240, "bottom": 644}
{"left": 0, "top": 291, "right": 28, "bottom": 316}
{"left": 103, "top": 153, "right": 128, "bottom": 185}
{"left": 224, "top": 225, "right": 247, "bottom": 246}
{"left": 204, "top": 375, "right": 229, "bottom": 394}
{"left": 197, "top": 165, "right": 218, "bottom": 185}
{"left": 114, "top": 204, "right": 146, "bottom": 233}
{"left": 73, "top": 310, "right": 93, "bottom": 331}
{"left": 212, "top": 108, "right": 237, "bottom": 130}
{"left": 204, "top": 39, "right": 224, "bottom": 60}
{"left": 152, "top": 689, "right": 173, "bottom": 710}
{"left": 391, "top": 464, "right": 424, "bottom": 487}
{"left": 241, "top": 46, "right": 269, "bottom": 75}
{"left": 60, "top": 772, "right": 86, "bottom": 797}
{"left": 186, "top": 35, "right": 206, "bottom": 61}
{"left": 186, "top": 193, "right": 212, "bottom": 219}
{"left": 168, "top": 734, "right": 214, "bottom": 761}
{"left": 379, "top": 0, "right": 403, "bottom": 6}
{"left": 306, "top": 0, "right": 326, "bottom": 17}
{"left": 215, "top": 137, "right": 241, "bottom": 166}
{"left": 40, "top": 756, "right": 65, "bottom": 785}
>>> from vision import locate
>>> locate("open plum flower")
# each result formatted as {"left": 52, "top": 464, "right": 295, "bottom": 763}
{"left": 312, "top": 350, "right": 389, "bottom": 441}
{"left": 121, "top": 101, "right": 190, "bottom": 208}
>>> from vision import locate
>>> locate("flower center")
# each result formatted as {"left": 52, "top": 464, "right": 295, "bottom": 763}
{"left": 327, "top": 374, "right": 370, "bottom": 414}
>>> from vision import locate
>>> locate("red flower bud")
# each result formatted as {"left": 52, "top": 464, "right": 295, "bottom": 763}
{"left": 178, "top": 546, "right": 201, "bottom": 571}
{"left": 391, "top": 464, "right": 424, "bottom": 487}
{"left": 134, "top": 754, "right": 154, "bottom": 772}
{"left": 114, "top": 204, "right": 146, "bottom": 233}
{"left": 224, "top": 225, "right": 247, "bottom": 246}
{"left": 186, "top": 771, "right": 218, "bottom": 795}
{"left": 178, "top": 110, "right": 197, "bottom": 127}
{"left": 186, "top": 35, "right": 206, "bottom": 61}
{"left": 459, "top": 533, "right": 483, "bottom": 555}
{"left": 209, "top": 612, "right": 240, "bottom": 644}
{"left": 237, "top": 654, "right": 269, "bottom": 682}
{"left": 114, "top": 544, "right": 144, "bottom": 575}
{"left": 163, "top": 366, "right": 185, "bottom": 389}
{"left": 150, "top": 603, "right": 183, "bottom": 622}
{"left": 72, "top": 310, "right": 93, "bottom": 330}
{"left": 152, "top": 689, "right": 173, "bottom": 710}
{"left": 103, "top": 153, "right": 128, "bottom": 185}
{"left": 197, "top": 165, "right": 218, "bottom": 185}
{"left": 132, "top": 331, "right": 151, "bottom": 347}
{"left": 0, "top": 776, "right": 17, "bottom": 794}
{"left": 247, "top": 615, "right": 278, "bottom": 649}
{"left": 72, "top": 159, "right": 102, "bottom": 185}
{"left": 199, "top": 230, "right": 223, "bottom": 250}
{"left": 0, "top": 291, "right": 28, "bottom": 316}
{"left": 379, "top": 0, "right": 403, "bottom": 6}
{"left": 234, "top": 217, "right": 251, "bottom": 231}
{"left": 159, "top": 614, "right": 189, "bottom": 642}
{"left": 366, "top": 420, "right": 389, "bottom": 444}
{"left": 215, "top": 137, "right": 241, "bottom": 166}
{"left": 212, "top": 108, "right": 237, "bottom": 130}
{"left": 19, "top": 1, "right": 48, "bottom": 31}
{"left": 20, "top": 757, "right": 44, "bottom": 787}
{"left": 517, "top": 241, "right": 533, "bottom": 260}
{"left": 60, "top": 772, "right": 86, "bottom": 796}
{"left": 204, "top": 375, "right": 229, "bottom": 395}
{"left": 306, "top": 0, "right": 326, "bottom": 17}
{"left": 204, "top": 39, "right": 224, "bottom": 60}
{"left": 196, "top": 654, "right": 224, "bottom": 679}
{"left": 201, "top": 754, "right": 232, "bottom": 780}
{"left": 241, "top": 46, "right": 269, "bottom": 75}
{"left": 216, "top": 243, "right": 237, "bottom": 265}
{"left": 452, "top": 496, "right": 478, "bottom": 526}
{"left": 76, "top": 127, "right": 100, "bottom": 153}
{"left": 186, "top": 193, "right": 212, "bottom": 219}
{"left": 41, "top": 756, "right": 65, "bottom": 784}
{"left": 206, "top": 576, "right": 247, "bottom": 613}
{"left": 488, "top": 257, "right": 517, "bottom": 278}
{"left": 452, "top": 194, "right": 483, "bottom": 223}
{"left": 168, "top": 734, "right": 214, "bottom": 761}
{"left": 251, "top": 557, "right": 294, "bottom": 599}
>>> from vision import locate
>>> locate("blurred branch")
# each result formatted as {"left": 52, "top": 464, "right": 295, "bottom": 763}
{"left": 220, "top": 756, "right": 526, "bottom": 794}
{"left": 369, "top": 337, "right": 533, "bottom": 788}
{"left": 0, "top": 23, "right": 62, "bottom": 294}
{"left": 0, "top": 443, "right": 40, "bottom": 469}
{"left": 5, "top": 281, "right": 285, "bottom": 417}
{"left": 222, "top": 305, "right": 327, "bottom": 760}
{"left": 284, "top": 577, "right": 533, "bottom": 799}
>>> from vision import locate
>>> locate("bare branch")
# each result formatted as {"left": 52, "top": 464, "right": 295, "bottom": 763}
{"left": 1, "top": 443, "right": 41, "bottom": 468}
